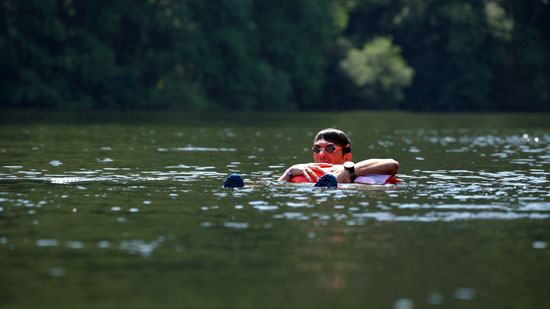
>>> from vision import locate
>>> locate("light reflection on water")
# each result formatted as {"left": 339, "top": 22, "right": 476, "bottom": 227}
{"left": 1, "top": 160, "right": 549, "bottom": 225}
{"left": 2, "top": 127, "right": 547, "bottom": 272}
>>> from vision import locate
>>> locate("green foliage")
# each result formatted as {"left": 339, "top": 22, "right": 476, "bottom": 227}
{"left": 0, "top": 0, "right": 336, "bottom": 110}
{"left": 340, "top": 36, "right": 413, "bottom": 108}
{"left": 0, "top": 0, "right": 548, "bottom": 111}
{"left": 343, "top": 0, "right": 549, "bottom": 111}
{"left": 487, "top": 0, "right": 550, "bottom": 111}
{"left": 485, "top": 1, "right": 514, "bottom": 40}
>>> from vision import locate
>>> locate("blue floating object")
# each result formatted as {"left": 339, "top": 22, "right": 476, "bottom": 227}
{"left": 314, "top": 174, "right": 337, "bottom": 188}
{"left": 223, "top": 174, "right": 245, "bottom": 188}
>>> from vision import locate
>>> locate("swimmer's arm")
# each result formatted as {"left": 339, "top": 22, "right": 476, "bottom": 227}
{"left": 278, "top": 163, "right": 328, "bottom": 182}
{"left": 326, "top": 159, "right": 400, "bottom": 183}
{"left": 354, "top": 159, "right": 400, "bottom": 176}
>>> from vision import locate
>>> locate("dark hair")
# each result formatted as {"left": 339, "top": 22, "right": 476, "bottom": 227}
{"left": 314, "top": 128, "right": 352, "bottom": 154}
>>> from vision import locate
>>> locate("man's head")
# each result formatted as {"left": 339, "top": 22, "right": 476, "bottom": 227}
{"left": 312, "top": 128, "right": 352, "bottom": 164}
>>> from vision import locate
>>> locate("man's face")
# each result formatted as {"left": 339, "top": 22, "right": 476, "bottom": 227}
{"left": 312, "top": 139, "right": 351, "bottom": 164}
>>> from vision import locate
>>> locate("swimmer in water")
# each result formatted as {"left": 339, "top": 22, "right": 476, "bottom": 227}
{"left": 278, "top": 128, "right": 399, "bottom": 183}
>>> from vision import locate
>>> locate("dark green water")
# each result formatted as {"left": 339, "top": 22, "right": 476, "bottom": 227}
{"left": 1, "top": 111, "right": 549, "bottom": 309}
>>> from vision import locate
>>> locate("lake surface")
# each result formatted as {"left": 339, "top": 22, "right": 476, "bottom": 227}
{"left": 1, "top": 110, "right": 549, "bottom": 308}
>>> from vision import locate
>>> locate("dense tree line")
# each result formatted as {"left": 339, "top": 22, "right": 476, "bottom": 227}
{"left": 1, "top": 0, "right": 548, "bottom": 111}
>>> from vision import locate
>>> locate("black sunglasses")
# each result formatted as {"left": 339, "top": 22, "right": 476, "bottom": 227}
{"left": 312, "top": 144, "right": 343, "bottom": 153}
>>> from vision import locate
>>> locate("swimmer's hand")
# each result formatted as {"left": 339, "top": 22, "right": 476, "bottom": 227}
{"left": 279, "top": 163, "right": 329, "bottom": 182}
